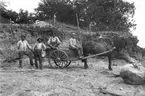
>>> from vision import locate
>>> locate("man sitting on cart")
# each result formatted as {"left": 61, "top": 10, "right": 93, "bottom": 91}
{"left": 47, "top": 29, "right": 61, "bottom": 49}
{"left": 69, "top": 32, "right": 83, "bottom": 59}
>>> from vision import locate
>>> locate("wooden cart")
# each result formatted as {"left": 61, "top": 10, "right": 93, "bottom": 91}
{"left": 46, "top": 47, "right": 115, "bottom": 69}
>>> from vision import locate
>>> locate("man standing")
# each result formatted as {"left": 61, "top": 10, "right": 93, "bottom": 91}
{"left": 17, "top": 35, "right": 33, "bottom": 68}
{"left": 33, "top": 38, "right": 46, "bottom": 70}
{"left": 69, "top": 33, "right": 83, "bottom": 59}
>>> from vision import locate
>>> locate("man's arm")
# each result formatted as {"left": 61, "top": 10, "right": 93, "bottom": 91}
{"left": 47, "top": 37, "right": 56, "bottom": 48}
{"left": 69, "top": 39, "right": 76, "bottom": 48}
{"left": 56, "top": 37, "right": 61, "bottom": 44}
{"left": 42, "top": 43, "right": 47, "bottom": 50}
{"left": 33, "top": 43, "right": 37, "bottom": 50}
{"left": 17, "top": 41, "right": 20, "bottom": 50}
{"left": 47, "top": 37, "right": 51, "bottom": 45}
{"left": 26, "top": 41, "right": 32, "bottom": 50}
{"left": 47, "top": 37, "right": 53, "bottom": 48}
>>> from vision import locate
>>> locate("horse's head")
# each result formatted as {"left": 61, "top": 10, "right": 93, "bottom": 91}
{"left": 112, "top": 37, "right": 127, "bottom": 52}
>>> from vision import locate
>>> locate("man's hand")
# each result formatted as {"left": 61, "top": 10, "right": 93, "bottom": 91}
{"left": 52, "top": 46, "right": 57, "bottom": 49}
{"left": 74, "top": 45, "right": 78, "bottom": 49}
{"left": 29, "top": 48, "right": 34, "bottom": 53}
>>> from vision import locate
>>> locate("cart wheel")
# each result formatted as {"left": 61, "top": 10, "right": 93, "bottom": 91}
{"left": 64, "top": 61, "right": 71, "bottom": 68}
{"left": 48, "top": 50, "right": 69, "bottom": 68}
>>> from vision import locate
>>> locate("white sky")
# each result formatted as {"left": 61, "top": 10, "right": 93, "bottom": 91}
{"left": 133, "top": 0, "right": 145, "bottom": 48}
{"left": 3, "top": 0, "right": 40, "bottom": 12}
{"left": 1, "top": 0, "right": 145, "bottom": 48}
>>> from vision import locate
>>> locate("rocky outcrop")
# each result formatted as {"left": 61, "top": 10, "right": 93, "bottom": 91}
{"left": 120, "top": 64, "right": 145, "bottom": 85}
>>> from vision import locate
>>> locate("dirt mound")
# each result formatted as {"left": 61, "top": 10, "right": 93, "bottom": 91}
{"left": 0, "top": 22, "right": 145, "bottom": 66}
{"left": 0, "top": 22, "right": 145, "bottom": 96}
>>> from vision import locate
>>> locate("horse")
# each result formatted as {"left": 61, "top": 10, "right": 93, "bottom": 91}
{"left": 82, "top": 40, "right": 115, "bottom": 70}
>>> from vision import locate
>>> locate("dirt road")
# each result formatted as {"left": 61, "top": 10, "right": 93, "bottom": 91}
{"left": 0, "top": 58, "right": 145, "bottom": 96}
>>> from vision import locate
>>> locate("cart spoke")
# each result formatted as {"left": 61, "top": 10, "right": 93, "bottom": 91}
{"left": 52, "top": 52, "right": 57, "bottom": 57}
{"left": 50, "top": 55, "right": 57, "bottom": 59}
{"left": 49, "top": 60, "right": 55, "bottom": 66}
{"left": 58, "top": 62, "right": 63, "bottom": 68}
{"left": 55, "top": 63, "right": 60, "bottom": 67}
{"left": 59, "top": 51, "right": 64, "bottom": 58}
{"left": 62, "top": 61, "right": 66, "bottom": 67}
{"left": 51, "top": 61, "right": 55, "bottom": 65}
{"left": 59, "top": 62, "right": 62, "bottom": 68}
{"left": 48, "top": 50, "right": 69, "bottom": 69}
{"left": 61, "top": 59, "right": 67, "bottom": 61}
{"left": 60, "top": 54, "right": 66, "bottom": 59}
{"left": 57, "top": 51, "right": 65, "bottom": 59}
{"left": 56, "top": 50, "right": 59, "bottom": 57}
{"left": 58, "top": 51, "right": 61, "bottom": 57}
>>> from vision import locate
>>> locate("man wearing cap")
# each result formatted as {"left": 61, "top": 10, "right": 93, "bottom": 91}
{"left": 17, "top": 35, "right": 33, "bottom": 68}
{"left": 69, "top": 33, "right": 83, "bottom": 58}
{"left": 33, "top": 38, "right": 46, "bottom": 70}
{"left": 47, "top": 30, "right": 61, "bottom": 49}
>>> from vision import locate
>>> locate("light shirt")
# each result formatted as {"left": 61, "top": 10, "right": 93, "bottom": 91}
{"left": 17, "top": 40, "right": 31, "bottom": 51}
{"left": 47, "top": 36, "right": 61, "bottom": 44}
{"left": 34, "top": 42, "right": 46, "bottom": 50}
{"left": 69, "top": 38, "right": 77, "bottom": 48}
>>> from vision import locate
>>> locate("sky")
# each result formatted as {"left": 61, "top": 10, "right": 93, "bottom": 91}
{"left": 132, "top": 0, "right": 145, "bottom": 48}
{"left": 1, "top": 0, "right": 145, "bottom": 48}
{"left": 2, "top": 0, "right": 40, "bottom": 12}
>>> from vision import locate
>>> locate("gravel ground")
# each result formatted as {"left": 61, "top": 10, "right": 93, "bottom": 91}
{"left": 0, "top": 58, "right": 145, "bottom": 96}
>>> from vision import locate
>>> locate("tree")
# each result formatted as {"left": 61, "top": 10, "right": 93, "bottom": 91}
{"left": 0, "top": 1, "right": 36, "bottom": 24}
{"left": 28, "top": 13, "right": 37, "bottom": 23}
{"left": 73, "top": 0, "right": 135, "bottom": 31}
{"left": 35, "top": 0, "right": 77, "bottom": 25}
{"left": 0, "top": 1, "right": 11, "bottom": 23}
{"left": 0, "top": 1, "right": 19, "bottom": 23}
{"left": 16, "top": 9, "right": 33, "bottom": 24}
{"left": 35, "top": 0, "right": 135, "bottom": 32}
{"left": 0, "top": 1, "right": 6, "bottom": 12}
{"left": 6, "top": 10, "right": 18, "bottom": 22}
{"left": 0, "top": 1, "right": 7, "bottom": 18}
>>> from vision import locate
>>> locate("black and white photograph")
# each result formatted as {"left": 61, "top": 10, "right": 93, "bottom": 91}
{"left": 0, "top": 0, "right": 145, "bottom": 96}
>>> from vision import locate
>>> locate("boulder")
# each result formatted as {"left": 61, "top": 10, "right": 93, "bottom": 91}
{"left": 118, "top": 49, "right": 137, "bottom": 63}
{"left": 120, "top": 64, "right": 145, "bottom": 85}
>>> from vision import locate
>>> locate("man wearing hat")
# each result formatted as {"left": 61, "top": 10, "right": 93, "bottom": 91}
{"left": 33, "top": 37, "right": 46, "bottom": 70}
{"left": 17, "top": 35, "right": 33, "bottom": 68}
{"left": 69, "top": 32, "right": 83, "bottom": 58}
{"left": 47, "top": 30, "right": 61, "bottom": 49}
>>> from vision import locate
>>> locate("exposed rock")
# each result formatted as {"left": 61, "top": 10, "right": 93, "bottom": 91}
{"left": 133, "top": 89, "right": 145, "bottom": 96}
{"left": 136, "top": 91, "right": 145, "bottom": 96}
{"left": 120, "top": 64, "right": 145, "bottom": 85}
{"left": 118, "top": 49, "right": 137, "bottom": 63}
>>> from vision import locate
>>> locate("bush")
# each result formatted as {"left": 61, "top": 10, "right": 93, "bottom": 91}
{"left": 0, "top": 23, "right": 144, "bottom": 63}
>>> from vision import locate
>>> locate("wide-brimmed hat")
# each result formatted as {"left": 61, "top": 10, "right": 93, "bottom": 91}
{"left": 37, "top": 38, "right": 43, "bottom": 41}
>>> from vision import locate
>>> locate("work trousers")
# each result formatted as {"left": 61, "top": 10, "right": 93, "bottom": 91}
{"left": 33, "top": 49, "right": 43, "bottom": 70}
{"left": 69, "top": 46, "right": 82, "bottom": 57}
{"left": 18, "top": 50, "right": 33, "bottom": 68}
